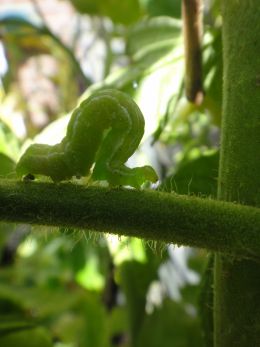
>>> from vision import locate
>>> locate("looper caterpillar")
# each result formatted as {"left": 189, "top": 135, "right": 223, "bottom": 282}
{"left": 16, "top": 89, "right": 158, "bottom": 188}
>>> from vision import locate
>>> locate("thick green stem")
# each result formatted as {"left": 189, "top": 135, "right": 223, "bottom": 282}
{"left": 215, "top": 1, "right": 260, "bottom": 345}
{"left": 0, "top": 179, "right": 260, "bottom": 258}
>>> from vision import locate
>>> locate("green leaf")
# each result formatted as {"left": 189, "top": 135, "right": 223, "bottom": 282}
{"left": 0, "top": 327, "right": 53, "bottom": 347}
{"left": 203, "top": 30, "right": 223, "bottom": 126}
{"left": 0, "top": 120, "right": 20, "bottom": 161}
{"left": 69, "top": 0, "right": 101, "bottom": 14}
{"left": 126, "top": 16, "right": 182, "bottom": 62}
{"left": 70, "top": 0, "right": 143, "bottom": 25}
{"left": 107, "top": 307, "right": 128, "bottom": 338}
{"left": 79, "top": 293, "right": 109, "bottom": 347}
{"left": 137, "top": 299, "right": 203, "bottom": 347}
{"left": 118, "top": 260, "right": 158, "bottom": 342}
{"left": 0, "top": 153, "right": 16, "bottom": 178}
{"left": 145, "top": 0, "right": 181, "bottom": 18}
{"left": 161, "top": 150, "right": 219, "bottom": 196}
{"left": 102, "top": 0, "right": 143, "bottom": 25}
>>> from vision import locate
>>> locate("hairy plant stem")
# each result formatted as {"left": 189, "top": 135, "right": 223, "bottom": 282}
{"left": 0, "top": 179, "right": 260, "bottom": 259}
{"left": 214, "top": 1, "right": 260, "bottom": 346}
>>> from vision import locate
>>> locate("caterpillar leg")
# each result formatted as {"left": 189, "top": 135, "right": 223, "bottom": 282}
{"left": 92, "top": 126, "right": 158, "bottom": 187}
{"left": 92, "top": 162, "right": 158, "bottom": 188}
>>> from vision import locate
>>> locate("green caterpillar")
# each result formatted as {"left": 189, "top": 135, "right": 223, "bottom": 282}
{"left": 16, "top": 89, "right": 158, "bottom": 188}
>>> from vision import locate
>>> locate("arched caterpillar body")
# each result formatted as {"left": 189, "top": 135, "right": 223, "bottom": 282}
{"left": 16, "top": 89, "right": 158, "bottom": 188}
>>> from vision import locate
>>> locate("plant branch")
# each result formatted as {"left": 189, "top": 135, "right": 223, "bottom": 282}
{"left": 0, "top": 179, "right": 259, "bottom": 259}
{"left": 182, "top": 0, "right": 204, "bottom": 104}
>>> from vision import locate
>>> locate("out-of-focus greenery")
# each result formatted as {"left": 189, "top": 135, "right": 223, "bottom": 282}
{"left": 0, "top": 0, "right": 222, "bottom": 346}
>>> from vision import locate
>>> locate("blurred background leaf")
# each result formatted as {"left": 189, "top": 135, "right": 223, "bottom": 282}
{"left": 70, "top": 0, "right": 144, "bottom": 25}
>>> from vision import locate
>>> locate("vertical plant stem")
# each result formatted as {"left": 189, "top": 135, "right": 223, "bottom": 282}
{"left": 215, "top": 1, "right": 260, "bottom": 346}
{"left": 182, "top": 0, "right": 204, "bottom": 104}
